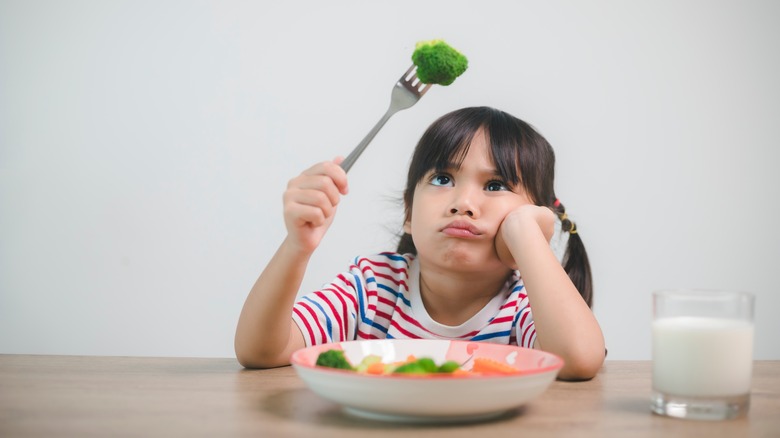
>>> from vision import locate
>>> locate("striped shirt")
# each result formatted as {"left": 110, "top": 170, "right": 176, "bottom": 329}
{"left": 292, "top": 252, "right": 537, "bottom": 348}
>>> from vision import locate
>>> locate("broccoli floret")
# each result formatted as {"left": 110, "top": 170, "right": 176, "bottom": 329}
{"left": 436, "top": 360, "right": 461, "bottom": 373}
{"left": 315, "top": 349, "right": 354, "bottom": 371}
{"left": 394, "top": 357, "right": 438, "bottom": 374}
{"left": 411, "top": 40, "right": 468, "bottom": 86}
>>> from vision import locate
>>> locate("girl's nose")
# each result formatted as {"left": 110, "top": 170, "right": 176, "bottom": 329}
{"left": 448, "top": 188, "right": 477, "bottom": 217}
{"left": 449, "top": 207, "right": 474, "bottom": 217}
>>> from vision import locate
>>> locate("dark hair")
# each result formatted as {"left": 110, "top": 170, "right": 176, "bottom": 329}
{"left": 396, "top": 106, "right": 593, "bottom": 307}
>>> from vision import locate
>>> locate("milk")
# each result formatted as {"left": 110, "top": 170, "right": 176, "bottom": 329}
{"left": 652, "top": 316, "right": 754, "bottom": 397}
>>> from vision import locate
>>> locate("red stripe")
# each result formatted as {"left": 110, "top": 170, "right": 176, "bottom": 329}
{"left": 390, "top": 320, "right": 422, "bottom": 339}
{"left": 333, "top": 288, "right": 358, "bottom": 309}
{"left": 299, "top": 301, "right": 327, "bottom": 344}
{"left": 519, "top": 310, "right": 530, "bottom": 328}
{"left": 377, "top": 296, "right": 396, "bottom": 308}
{"left": 293, "top": 307, "right": 315, "bottom": 345}
{"left": 325, "top": 285, "right": 358, "bottom": 340}
{"left": 522, "top": 323, "right": 536, "bottom": 348}
{"left": 314, "top": 291, "right": 343, "bottom": 342}
{"left": 331, "top": 279, "right": 358, "bottom": 308}
{"left": 490, "top": 315, "right": 514, "bottom": 325}
{"left": 357, "top": 330, "right": 380, "bottom": 340}
{"left": 394, "top": 305, "right": 432, "bottom": 334}
{"left": 360, "top": 257, "right": 409, "bottom": 275}
{"left": 374, "top": 310, "right": 391, "bottom": 321}
{"left": 518, "top": 292, "right": 527, "bottom": 300}
{"left": 332, "top": 288, "right": 351, "bottom": 340}
{"left": 373, "top": 271, "right": 408, "bottom": 289}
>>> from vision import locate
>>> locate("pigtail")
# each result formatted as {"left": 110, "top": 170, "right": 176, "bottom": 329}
{"left": 552, "top": 199, "right": 593, "bottom": 308}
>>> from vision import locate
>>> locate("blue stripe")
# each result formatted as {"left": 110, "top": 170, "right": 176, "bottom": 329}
{"left": 510, "top": 312, "right": 522, "bottom": 344}
{"left": 511, "top": 285, "right": 527, "bottom": 338}
{"left": 471, "top": 330, "right": 512, "bottom": 341}
{"left": 512, "top": 310, "right": 523, "bottom": 326}
{"left": 352, "top": 271, "right": 388, "bottom": 334}
{"left": 377, "top": 283, "right": 411, "bottom": 307}
{"left": 380, "top": 252, "right": 409, "bottom": 264}
{"left": 302, "top": 296, "right": 333, "bottom": 341}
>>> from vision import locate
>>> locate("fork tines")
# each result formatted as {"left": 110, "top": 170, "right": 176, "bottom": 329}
{"left": 401, "top": 65, "right": 432, "bottom": 96}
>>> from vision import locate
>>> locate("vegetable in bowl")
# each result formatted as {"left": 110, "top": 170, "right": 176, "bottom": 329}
{"left": 315, "top": 349, "right": 521, "bottom": 376}
{"left": 315, "top": 349, "right": 354, "bottom": 370}
{"left": 316, "top": 349, "right": 461, "bottom": 375}
{"left": 292, "top": 340, "right": 564, "bottom": 421}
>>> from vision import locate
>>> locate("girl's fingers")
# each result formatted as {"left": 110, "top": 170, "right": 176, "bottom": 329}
{"left": 285, "top": 202, "right": 328, "bottom": 227}
{"left": 283, "top": 159, "right": 349, "bottom": 232}
{"left": 300, "top": 159, "right": 348, "bottom": 195}
{"left": 289, "top": 174, "right": 343, "bottom": 207}
{"left": 330, "top": 156, "right": 348, "bottom": 194}
{"left": 284, "top": 188, "right": 337, "bottom": 218}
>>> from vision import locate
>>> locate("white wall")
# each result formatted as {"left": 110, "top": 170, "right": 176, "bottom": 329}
{"left": 1, "top": 0, "right": 778, "bottom": 360}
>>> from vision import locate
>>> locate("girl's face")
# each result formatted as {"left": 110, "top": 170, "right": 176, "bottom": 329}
{"left": 404, "top": 129, "right": 533, "bottom": 273}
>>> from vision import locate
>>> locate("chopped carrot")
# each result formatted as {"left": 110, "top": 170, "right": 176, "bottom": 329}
{"left": 388, "top": 355, "right": 417, "bottom": 368}
{"left": 366, "top": 362, "right": 386, "bottom": 375}
{"left": 470, "top": 357, "right": 520, "bottom": 375}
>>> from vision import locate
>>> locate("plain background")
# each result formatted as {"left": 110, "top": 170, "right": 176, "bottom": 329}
{"left": 1, "top": 0, "right": 778, "bottom": 360}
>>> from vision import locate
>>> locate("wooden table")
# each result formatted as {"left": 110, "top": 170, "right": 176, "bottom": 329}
{"left": 0, "top": 356, "right": 778, "bottom": 437}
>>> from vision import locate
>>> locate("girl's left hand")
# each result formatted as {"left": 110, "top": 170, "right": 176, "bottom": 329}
{"left": 495, "top": 205, "right": 556, "bottom": 269}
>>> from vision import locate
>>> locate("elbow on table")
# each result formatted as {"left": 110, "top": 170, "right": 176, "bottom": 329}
{"left": 556, "top": 349, "right": 605, "bottom": 381}
{"left": 235, "top": 352, "right": 264, "bottom": 369}
{"left": 235, "top": 342, "right": 290, "bottom": 369}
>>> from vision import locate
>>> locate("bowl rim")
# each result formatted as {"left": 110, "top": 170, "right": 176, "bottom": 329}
{"left": 290, "top": 339, "right": 564, "bottom": 380}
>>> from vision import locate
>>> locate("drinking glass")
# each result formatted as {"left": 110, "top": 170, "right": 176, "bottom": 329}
{"left": 651, "top": 289, "right": 755, "bottom": 420}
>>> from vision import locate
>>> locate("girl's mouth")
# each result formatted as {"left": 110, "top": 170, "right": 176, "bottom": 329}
{"left": 441, "top": 220, "right": 483, "bottom": 238}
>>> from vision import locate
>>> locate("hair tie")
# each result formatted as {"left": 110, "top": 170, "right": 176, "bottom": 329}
{"left": 555, "top": 202, "right": 578, "bottom": 234}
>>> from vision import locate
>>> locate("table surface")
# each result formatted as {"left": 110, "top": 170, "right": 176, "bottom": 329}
{"left": 0, "top": 355, "right": 778, "bottom": 437}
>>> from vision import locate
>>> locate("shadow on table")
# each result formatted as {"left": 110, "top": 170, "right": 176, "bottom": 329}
{"left": 259, "top": 388, "right": 524, "bottom": 429}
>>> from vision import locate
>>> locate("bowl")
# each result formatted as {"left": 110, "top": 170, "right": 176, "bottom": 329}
{"left": 290, "top": 339, "right": 563, "bottom": 423}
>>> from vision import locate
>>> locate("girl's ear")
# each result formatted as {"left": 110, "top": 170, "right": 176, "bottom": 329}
{"left": 403, "top": 219, "right": 412, "bottom": 234}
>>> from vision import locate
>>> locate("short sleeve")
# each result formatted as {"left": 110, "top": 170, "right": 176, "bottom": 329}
{"left": 292, "top": 271, "right": 361, "bottom": 347}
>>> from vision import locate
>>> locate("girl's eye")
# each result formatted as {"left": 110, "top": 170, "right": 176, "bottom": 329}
{"left": 430, "top": 174, "right": 453, "bottom": 187}
{"left": 486, "top": 180, "right": 509, "bottom": 192}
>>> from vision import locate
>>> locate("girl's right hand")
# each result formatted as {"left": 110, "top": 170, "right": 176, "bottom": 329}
{"left": 495, "top": 204, "right": 556, "bottom": 270}
{"left": 282, "top": 158, "right": 349, "bottom": 254}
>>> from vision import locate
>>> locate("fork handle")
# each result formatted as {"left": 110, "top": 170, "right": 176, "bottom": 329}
{"left": 340, "top": 108, "right": 396, "bottom": 173}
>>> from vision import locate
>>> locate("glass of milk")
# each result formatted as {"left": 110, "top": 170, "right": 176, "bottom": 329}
{"left": 651, "top": 290, "right": 755, "bottom": 420}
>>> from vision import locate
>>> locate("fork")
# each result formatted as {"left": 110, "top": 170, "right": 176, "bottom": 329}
{"left": 340, "top": 65, "right": 431, "bottom": 172}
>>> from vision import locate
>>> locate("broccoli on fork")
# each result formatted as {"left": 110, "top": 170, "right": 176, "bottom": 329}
{"left": 412, "top": 40, "right": 468, "bottom": 86}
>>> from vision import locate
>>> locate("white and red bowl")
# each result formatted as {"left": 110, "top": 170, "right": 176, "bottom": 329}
{"left": 291, "top": 339, "right": 563, "bottom": 422}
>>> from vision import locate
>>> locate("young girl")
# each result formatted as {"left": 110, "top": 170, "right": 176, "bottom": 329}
{"left": 235, "top": 106, "right": 605, "bottom": 380}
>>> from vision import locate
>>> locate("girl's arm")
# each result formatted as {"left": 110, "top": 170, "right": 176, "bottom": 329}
{"left": 497, "top": 205, "right": 605, "bottom": 380}
{"left": 235, "top": 159, "right": 348, "bottom": 368}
